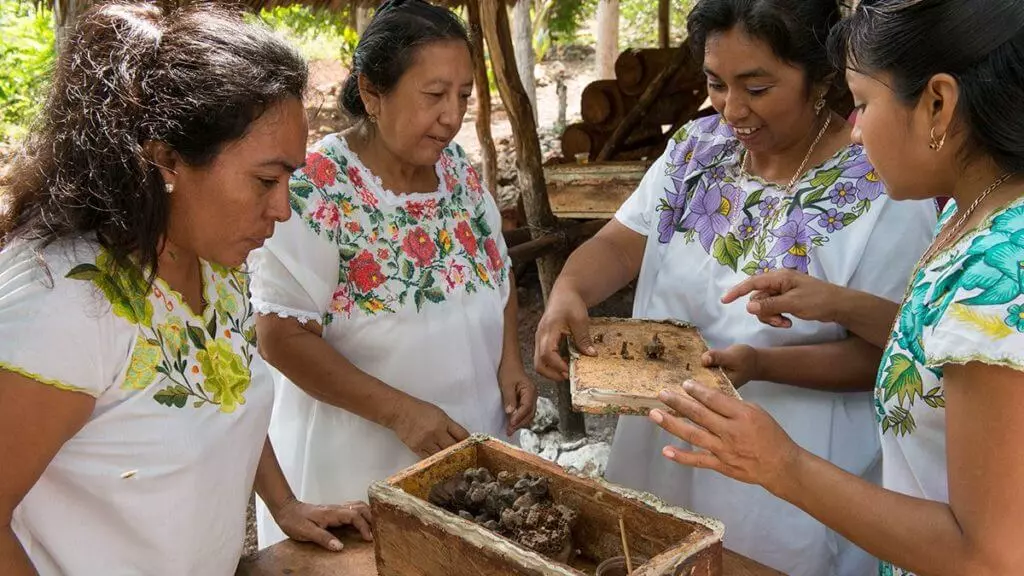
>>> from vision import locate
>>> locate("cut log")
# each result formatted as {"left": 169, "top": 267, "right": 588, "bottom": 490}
{"left": 580, "top": 80, "right": 625, "bottom": 127}
{"left": 561, "top": 123, "right": 664, "bottom": 162}
{"left": 615, "top": 46, "right": 703, "bottom": 97}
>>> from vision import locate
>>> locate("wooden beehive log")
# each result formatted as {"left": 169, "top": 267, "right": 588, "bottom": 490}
{"left": 580, "top": 80, "right": 626, "bottom": 128}
{"left": 582, "top": 79, "right": 706, "bottom": 131}
{"left": 561, "top": 123, "right": 665, "bottom": 162}
{"left": 615, "top": 47, "right": 703, "bottom": 97}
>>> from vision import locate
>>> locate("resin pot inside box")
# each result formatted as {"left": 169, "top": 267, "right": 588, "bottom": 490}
{"left": 368, "top": 435, "right": 724, "bottom": 576}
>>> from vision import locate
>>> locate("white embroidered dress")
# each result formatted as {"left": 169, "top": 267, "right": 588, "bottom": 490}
{"left": 0, "top": 239, "right": 272, "bottom": 575}
{"left": 250, "top": 135, "right": 511, "bottom": 546}
{"left": 604, "top": 116, "right": 939, "bottom": 576}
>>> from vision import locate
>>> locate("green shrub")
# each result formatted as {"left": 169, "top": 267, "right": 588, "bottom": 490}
{"left": 248, "top": 4, "right": 359, "bottom": 64}
{"left": 0, "top": 0, "right": 55, "bottom": 146}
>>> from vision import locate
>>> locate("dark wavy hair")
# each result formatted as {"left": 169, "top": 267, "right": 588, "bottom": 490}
{"left": 829, "top": 0, "right": 1024, "bottom": 173}
{"left": 0, "top": 2, "right": 308, "bottom": 276}
{"left": 339, "top": 0, "right": 470, "bottom": 120}
{"left": 687, "top": 0, "right": 846, "bottom": 101}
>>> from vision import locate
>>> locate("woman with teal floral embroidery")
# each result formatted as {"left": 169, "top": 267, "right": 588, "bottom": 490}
{"left": 250, "top": 0, "right": 537, "bottom": 548}
{"left": 647, "top": 1, "right": 1024, "bottom": 575}
{"left": 534, "top": 0, "right": 938, "bottom": 574}
{"left": 0, "top": 5, "right": 372, "bottom": 575}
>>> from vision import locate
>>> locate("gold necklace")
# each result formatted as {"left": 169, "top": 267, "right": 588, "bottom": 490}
{"left": 740, "top": 113, "right": 833, "bottom": 195}
{"left": 918, "top": 172, "right": 1014, "bottom": 266}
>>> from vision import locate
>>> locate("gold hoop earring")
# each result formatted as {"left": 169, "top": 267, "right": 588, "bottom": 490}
{"left": 929, "top": 127, "right": 947, "bottom": 151}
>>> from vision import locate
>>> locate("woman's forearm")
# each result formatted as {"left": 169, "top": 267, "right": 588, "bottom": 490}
{"left": 775, "top": 450, "right": 977, "bottom": 576}
{"left": 832, "top": 288, "right": 900, "bottom": 348}
{"left": 553, "top": 221, "right": 645, "bottom": 307}
{"left": 754, "top": 336, "right": 881, "bottom": 392}
{"left": 0, "top": 526, "right": 37, "bottom": 576}
{"left": 255, "top": 315, "right": 410, "bottom": 429}
{"left": 253, "top": 437, "right": 294, "bottom": 518}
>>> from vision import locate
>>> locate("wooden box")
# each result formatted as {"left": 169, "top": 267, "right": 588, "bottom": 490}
{"left": 369, "top": 435, "right": 725, "bottom": 576}
{"left": 570, "top": 318, "right": 740, "bottom": 416}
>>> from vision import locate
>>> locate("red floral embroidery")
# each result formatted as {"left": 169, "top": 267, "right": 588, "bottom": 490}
{"left": 455, "top": 221, "right": 477, "bottom": 256}
{"left": 484, "top": 238, "right": 503, "bottom": 272}
{"left": 311, "top": 200, "right": 341, "bottom": 230}
{"left": 406, "top": 199, "right": 438, "bottom": 221}
{"left": 402, "top": 227, "right": 437, "bottom": 267}
{"left": 466, "top": 166, "right": 483, "bottom": 199}
{"left": 348, "top": 166, "right": 377, "bottom": 208}
{"left": 350, "top": 251, "right": 385, "bottom": 293}
{"left": 377, "top": 247, "right": 390, "bottom": 260}
{"left": 345, "top": 221, "right": 361, "bottom": 234}
{"left": 329, "top": 285, "right": 354, "bottom": 315}
{"left": 303, "top": 152, "right": 336, "bottom": 188}
{"left": 444, "top": 262, "right": 467, "bottom": 290}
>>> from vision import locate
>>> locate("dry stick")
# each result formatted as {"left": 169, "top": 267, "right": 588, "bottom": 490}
{"left": 618, "top": 515, "right": 633, "bottom": 575}
{"left": 596, "top": 43, "right": 691, "bottom": 163}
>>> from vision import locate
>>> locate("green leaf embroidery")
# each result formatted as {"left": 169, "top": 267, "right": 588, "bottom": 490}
{"left": 153, "top": 385, "right": 190, "bottom": 409}
{"left": 206, "top": 316, "right": 218, "bottom": 338}
{"left": 881, "top": 353, "right": 924, "bottom": 406}
{"left": 187, "top": 325, "right": 207, "bottom": 351}
{"left": 741, "top": 261, "right": 761, "bottom": 276}
{"left": 922, "top": 386, "right": 946, "bottom": 409}
{"left": 401, "top": 259, "right": 414, "bottom": 280}
{"left": 842, "top": 212, "right": 859, "bottom": 226}
{"left": 423, "top": 287, "right": 445, "bottom": 304}
{"left": 743, "top": 190, "right": 764, "bottom": 210}
{"left": 882, "top": 405, "right": 916, "bottom": 436}
{"left": 471, "top": 211, "right": 492, "bottom": 238}
{"left": 65, "top": 263, "right": 102, "bottom": 281}
{"left": 414, "top": 289, "right": 426, "bottom": 312}
{"left": 339, "top": 245, "right": 358, "bottom": 261}
{"left": 809, "top": 167, "right": 843, "bottom": 190}
{"left": 420, "top": 271, "right": 436, "bottom": 289}
{"left": 291, "top": 181, "right": 314, "bottom": 199}
{"left": 802, "top": 188, "right": 827, "bottom": 205}
{"left": 711, "top": 233, "right": 744, "bottom": 271}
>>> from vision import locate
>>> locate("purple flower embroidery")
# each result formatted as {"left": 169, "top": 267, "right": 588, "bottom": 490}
{"left": 818, "top": 208, "right": 845, "bottom": 233}
{"left": 843, "top": 157, "right": 885, "bottom": 201}
{"left": 657, "top": 180, "right": 689, "bottom": 244}
{"left": 691, "top": 142, "right": 730, "bottom": 168}
{"left": 767, "top": 210, "right": 817, "bottom": 273}
{"left": 738, "top": 216, "right": 760, "bottom": 240}
{"left": 681, "top": 180, "right": 742, "bottom": 251}
{"left": 708, "top": 166, "right": 727, "bottom": 182}
{"left": 669, "top": 138, "right": 696, "bottom": 167}
{"left": 830, "top": 182, "right": 857, "bottom": 207}
{"left": 756, "top": 259, "right": 775, "bottom": 275}
{"left": 759, "top": 196, "right": 781, "bottom": 218}
{"left": 696, "top": 115, "right": 734, "bottom": 138}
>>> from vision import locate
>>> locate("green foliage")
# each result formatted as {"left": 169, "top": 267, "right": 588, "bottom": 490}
{"left": 248, "top": 4, "right": 359, "bottom": 64}
{"left": 619, "top": 0, "right": 698, "bottom": 49}
{"left": 547, "top": 0, "right": 596, "bottom": 45}
{"left": 0, "top": 0, "right": 55, "bottom": 146}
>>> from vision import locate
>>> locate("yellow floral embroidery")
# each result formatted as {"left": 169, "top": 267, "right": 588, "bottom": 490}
{"left": 157, "top": 316, "right": 188, "bottom": 358}
{"left": 949, "top": 303, "right": 1013, "bottom": 339}
{"left": 122, "top": 335, "right": 162, "bottom": 390}
{"left": 196, "top": 339, "right": 251, "bottom": 413}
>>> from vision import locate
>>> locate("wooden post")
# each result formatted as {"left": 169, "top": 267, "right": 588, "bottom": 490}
{"left": 511, "top": 0, "right": 538, "bottom": 119}
{"left": 466, "top": 0, "right": 499, "bottom": 196}
{"left": 596, "top": 43, "right": 690, "bottom": 162}
{"left": 480, "top": 0, "right": 585, "bottom": 439}
{"left": 355, "top": 0, "right": 371, "bottom": 34}
{"left": 658, "top": 0, "right": 670, "bottom": 49}
{"left": 479, "top": 0, "right": 560, "bottom": 302}
{"left": 595, "top": 0, "right": 619, "bottom": 79}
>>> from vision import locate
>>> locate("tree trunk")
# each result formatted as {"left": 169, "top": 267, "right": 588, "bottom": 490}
{"left": 355, "top": 1, "right": 371, "bottom": 34}
{"left": 53, "top": 0, "right": 87, "bottom": 50}
{"left": 595, "top": 0, "right": 619, "bottom": 80}
{"left": 466, "top": 0, "right": 499, "bottom": 196}
{"left": 511, "top": 0, "right": 537, "bottom": 120}
{"left": 658, "top": 0, "right": 670, "bottom": 49}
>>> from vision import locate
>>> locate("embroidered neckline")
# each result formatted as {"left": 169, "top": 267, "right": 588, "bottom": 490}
{"left": 332, "top": 134, "right": 449, "bottom": 203}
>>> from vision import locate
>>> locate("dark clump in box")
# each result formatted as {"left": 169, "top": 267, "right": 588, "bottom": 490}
{"left": 429, "top": 467, "right": 579, "bottom": 561}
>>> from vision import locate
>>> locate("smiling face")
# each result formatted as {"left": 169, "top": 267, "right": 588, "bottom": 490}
{"left": 368, "top": 39, "right": 474, "bottom": 167}
{"left": 703, "top": 27, "right": 825, "bottom": 154}
{"left": 165, "top": 97, "right": 308, "bottom": 268}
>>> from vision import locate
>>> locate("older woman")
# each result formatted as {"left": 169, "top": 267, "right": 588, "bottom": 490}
{"left": 0, "top": 4, "right": 371, "bottom": 575}
{"left": 251, "top": 0, "right": 536, "bottom": 547}
{"left": 650, "top": 1, "right": 1024, "bottom": 575}
{"left": 534, "top": 0, "right": 939, "bottom": 574}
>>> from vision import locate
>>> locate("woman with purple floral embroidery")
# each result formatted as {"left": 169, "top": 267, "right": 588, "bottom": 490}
{"left": 249, "top": 0, "right": 537, "bottom": 548}
{"left": 534, "top": 0, "right": 936, "bottom": 575}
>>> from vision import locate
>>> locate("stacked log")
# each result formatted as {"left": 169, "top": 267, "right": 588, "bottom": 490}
{"left": 559, "top": 43, "right": 708, "bottom": 163}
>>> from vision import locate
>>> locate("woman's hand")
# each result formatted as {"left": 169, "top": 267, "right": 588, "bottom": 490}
{"left": 722, "top": 269, "right": 842, "bottom": 329}
{"left": 648, "top": 381, "right": 804, "bottom": 494}
{"left": 702, "top": 344, "right": 760, "bottom": 388}
{"left": 274, "top": 498, "right": 373, "bottom": 552}
{"left": 388, "top": 397, "right": 470, "bottom": 458}
{"left": 534, "top": 289, "right": 595, "bottom": 381}
{"left": 499, "top": 369, "right": 538, "bottom": 437}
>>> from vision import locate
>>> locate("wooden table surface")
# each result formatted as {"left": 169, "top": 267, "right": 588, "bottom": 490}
{"left": 237, "top": 528, "right": 785, "bottom": 576}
